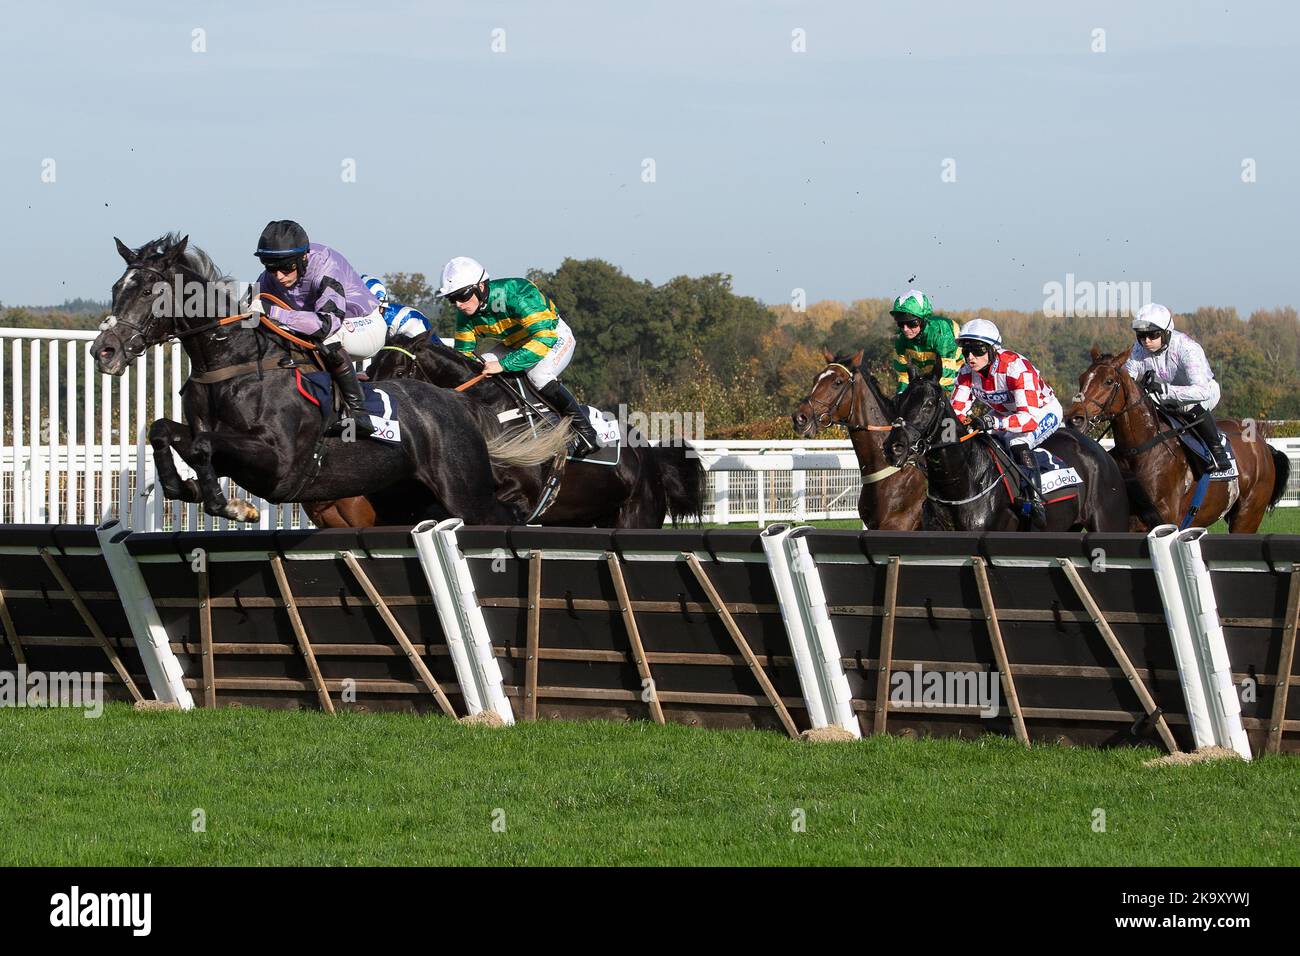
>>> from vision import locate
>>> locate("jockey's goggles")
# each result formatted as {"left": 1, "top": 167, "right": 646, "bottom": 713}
{"left": 959, "top": 342, "right": 991, "bottom": 357}
{"left": 447, "top": 285, "right": 480, "bottom": 304}
{"left": 894, "top": 317, "right": 921, "bottom": 330}
{"left": 261, "top": 258, "right": 299, "bottom": 275}
{"left": 1135, "top": 328, "right": 1163, "bottom": 341}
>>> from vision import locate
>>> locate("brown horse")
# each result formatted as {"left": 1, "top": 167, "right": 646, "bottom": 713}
{"left": 1066, "top": 346, "right": 1289, "bottom": 532}
{"left": 792, "top": 348, "right": 925, "bottom": 530}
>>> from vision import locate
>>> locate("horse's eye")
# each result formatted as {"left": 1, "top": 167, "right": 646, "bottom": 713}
{"left": 1104, "top": 378, "right": 1113, "bottom": 386}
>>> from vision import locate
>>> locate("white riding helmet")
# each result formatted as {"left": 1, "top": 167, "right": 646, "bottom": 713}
{"left": 956, "top": 318, "right": 1002, "bottom": 350}
{"left": 436, "top": 256, "right": 489, "bottom": 298}
{"left": 1131, "top": 302, "right": 1173, "bottom": 332}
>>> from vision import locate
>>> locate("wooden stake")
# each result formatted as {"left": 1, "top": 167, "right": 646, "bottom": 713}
{"left": 525, "top": 550, "right": 541, "bottom": 721}
{"left": 269, "top": 554, "right": 334, "bottom": 714}
{"left": 39, "top": 549, "right": 143, "bottom": 703}
{"left": 971, "top": 557, "right": 1029, "bottom": 746}
{"left": 1269, "top": 563, "right": 1300, "bottom": 754}
{"left": 873, "top": 556, "right": 900, "bottom": 735}
{"left": 1058, "top": 558, "right": 1180, "bottom": 753}
{"left": 607, "top": 551, "right": 664, "bottom": 724}
{"left": 0, "top": 585, "right": 26, "bottom": 666}
{"left": 340, "top": 551, "right": 455, "bottom": 717}
{"left": 684, "top": 552, "right": 799, "bottom": 738}
{"left": 198, "top": 569, "right": 216, "bottom": 708}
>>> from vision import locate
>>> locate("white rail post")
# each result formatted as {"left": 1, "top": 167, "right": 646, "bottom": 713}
{"left": 95, "top": 519, "right": 194, "bottom": 708}
{"left": 760, "top": 524, "right": 828, "bottom": 730}
{"left": 1173, "top": 528, "right": 1252, "bottom": 759}
{"left": 786, "top": 527, "right": 860, "bottom": 737}
{"left": 1147, "top": 525, "right": 1215, "bottom": 749}
{"left": 712, "top": 447, "right": 730, "bottom": 525}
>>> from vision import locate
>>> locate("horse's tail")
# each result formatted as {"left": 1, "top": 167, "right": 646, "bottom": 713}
{"left": 653, "top": 443, "right": 705, "bottom": 526}
{"left": 486, "top": 421, "right": 572, "bottom": 467}
{"left": 1267, "top": 446, "right": 1291, "bottom": 511}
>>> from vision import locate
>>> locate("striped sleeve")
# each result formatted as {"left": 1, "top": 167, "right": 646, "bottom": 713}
{"left": 454, "top": 312, "right": 477, "bottom": 356}
{"left": 500, "top": 282, "right": 559, "bottom": 372}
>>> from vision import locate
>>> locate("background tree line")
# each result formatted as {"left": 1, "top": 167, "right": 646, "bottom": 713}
{"left": 5, "top": 262, "right": 1299, "bottom": 441}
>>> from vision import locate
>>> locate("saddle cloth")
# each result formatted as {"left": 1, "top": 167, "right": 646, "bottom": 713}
{"left": 1027, "top": 447, "right": 1082, "bottom": 495}
{"left": 1154, "top": 408, "right": 1238, "bottom": 478}
{"left": 295, "top": 370, "right": 402, "bottom": 443}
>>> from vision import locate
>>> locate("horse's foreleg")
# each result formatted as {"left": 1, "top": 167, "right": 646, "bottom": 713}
{"left": 175, "top": 431, "right": 276, "bottom": 522}
{"left": 149, "top": 419, "right": 202, "bottom": 503}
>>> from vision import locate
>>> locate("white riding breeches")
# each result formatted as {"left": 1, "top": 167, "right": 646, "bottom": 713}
{"left": 485, "top": 317, "right": 575, "bottom": 388}
{"left": 324, "top": 309, "right": 387, "bottom": 360}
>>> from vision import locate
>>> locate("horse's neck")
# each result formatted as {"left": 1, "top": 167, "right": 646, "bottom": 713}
{"left": 1112, "top": 384, "right": 1161, "bottom": 449}
{"left": 421, "top": 351, "right": 517, "bottom": 410}
{"left": 848, "top": 378, "right": 889, "bottom": 468}
{"left": 175, "top": 292, "right": 258, "bottom": 373}
{"left": 927, "top": 421, "right": 987, "bottom": 494}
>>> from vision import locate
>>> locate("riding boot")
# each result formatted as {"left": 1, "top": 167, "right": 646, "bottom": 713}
{"left": 539, "top": 379, "right": 600, "bottom": 455}
{"left": 321, "top": 342, "right": 375, "bottom": 439}
{"left": 1189, "top": 405, "right": 1232, "bottom": 471}
{"left": 1014, "top": 444, "right": 1047, "bottom": 529}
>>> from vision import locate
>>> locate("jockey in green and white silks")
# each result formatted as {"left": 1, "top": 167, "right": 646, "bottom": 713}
{"left": 1125, "top": 303, "right": 1231, "bottom": 471}
{"left": 889, "top": 289, "right": 962, "bottom": 395}
{"left": 436, "top": 256, "right": 600, "bottom": 455}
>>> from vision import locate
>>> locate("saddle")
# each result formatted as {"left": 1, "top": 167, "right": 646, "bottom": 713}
{"left": 492, "top": 375, "right": 622, "bottom": 466}
{"left": 1155, "top": 406, "right": 1237, "bottom": 479}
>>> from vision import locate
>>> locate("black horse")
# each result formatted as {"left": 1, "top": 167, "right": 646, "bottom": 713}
{"left": 92, "top": 234, "right": 568, "bottom": 524}
{"left": 884, "top": 361, "right": 1128, "bottom": 532}
{"left": 363, "top": 332, "right": 704, "bottom": 528}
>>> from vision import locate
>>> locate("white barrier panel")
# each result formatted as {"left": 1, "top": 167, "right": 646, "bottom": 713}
{"left": 1174, "top": 529, "right": 1252, "bottom": 760}
{"left": 1147, "top": 525, "right": 1216, "bottom": 749}
{"left": 759, "top": 525, "right": 828, "bottom": 729}
{"left": 411, "top": 519, "right": 482, "bottom": 716}
{"left": 94, "top": 519, "right": 194, "bottom": 709}
{"left": 422, "top": 518, "right": 515, "bottom": 724}
{"left": 786, "top": 528, "right": 861, "bottom": 737}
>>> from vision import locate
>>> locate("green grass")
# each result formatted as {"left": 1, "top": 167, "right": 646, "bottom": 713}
{"left": 0, "top": 705, "right": 1294, "bottom": 866}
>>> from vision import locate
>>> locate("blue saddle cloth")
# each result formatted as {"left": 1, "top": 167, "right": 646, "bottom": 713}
{"left": 297, "top": 370, "right": 401, "bottom": 443}
{"left": 1158, "top": 409, "right": 1237, "bottom": 478}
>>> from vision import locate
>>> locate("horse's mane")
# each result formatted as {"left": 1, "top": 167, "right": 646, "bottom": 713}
{"left": 142, "top": 232, "right": 230, "bottom": 284}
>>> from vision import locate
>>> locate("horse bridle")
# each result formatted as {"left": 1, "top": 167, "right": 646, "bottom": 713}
{"left": 802, "top": 363, "right": 891, "bottom": 435}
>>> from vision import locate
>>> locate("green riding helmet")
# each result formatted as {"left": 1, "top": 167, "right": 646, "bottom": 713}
{"left": 890, "top": 289, "right": 933, "bottom": 322}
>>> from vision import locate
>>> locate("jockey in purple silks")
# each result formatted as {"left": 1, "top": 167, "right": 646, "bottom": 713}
{"left": 246, "top": 220, "right": 386, "bottom": 438}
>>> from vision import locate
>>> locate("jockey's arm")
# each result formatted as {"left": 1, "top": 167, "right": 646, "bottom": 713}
{"left": 453, "top": 312, "right": 478, "bottom": 358}
{"left": 1122, "top": 346, "right": 1144, "bottom": 382}
{"left": 949, "top": 371, "right": 974, "bottom": 419}
{"left": 498, "top": 285, "right": 559, "bottom": 372}
{"left": 261, "top": 276, "right": 346, "bottom": 338}
{"left": 1000, "top": 368, "right": 1046, "bottom": 432}
{"left": 1165, "top": 338, "right": 1217, "bottom": 404}
{"left": 891, "top": 347, "right": 910, "bottom": 394}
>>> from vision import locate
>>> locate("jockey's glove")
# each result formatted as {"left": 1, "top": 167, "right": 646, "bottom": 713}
{"left": 968, "top": 413, "right": 999, "bottom": 433}
{"left": 245, "top": 295, "right": 266, "bottom": 317}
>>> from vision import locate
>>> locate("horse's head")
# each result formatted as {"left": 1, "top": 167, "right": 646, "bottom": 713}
{"left": 1067, "top": 345, "right": 1136, "bottom": 433}
{"left": 792, "top": 347, "right": 865, "bottom": 438}
{"left": 885, "top": 360, "right": 951, "bottom": 467}
{"left": 368, "top": 333, "right": 429, "bottom": 383}
{"left": 94, "top": 234, "right": 193, "bottom": 376}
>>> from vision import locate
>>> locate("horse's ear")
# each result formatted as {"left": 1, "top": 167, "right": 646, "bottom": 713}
{"left": 114, "top": 237, "right": 137, "bottom": 265}
{"left": 905, "top": 359, "right": 921, "bottom": 387}
{"left": 168, "top": 235, "right": 189, "bottom": 260}
{"left": 820, "top": 346, "right": 834, "bottom": 364}
{"left": 1090, "top": 344, "right": 1101, "bottom": 362}
{"left": 927, "top": 359, "right": 942, "bottom": 381}
{"left": 851, "top": 348, "right": 864, "bottom": 369}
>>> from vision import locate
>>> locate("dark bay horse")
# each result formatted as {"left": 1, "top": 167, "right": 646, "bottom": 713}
{"left": 309, "top": 331, "right": 704, "bottom": 529}
{"left": 93, "top": 234, "right": 567, "bottom": 524}
{"left": 792, "top": 348, "right": 924, "bottom": 530}
{"left": 885, "top": 361, "right": 1129, "bottom": 532}
{"left": 1066, "top": 347, "right": 1288, "bottom": 532}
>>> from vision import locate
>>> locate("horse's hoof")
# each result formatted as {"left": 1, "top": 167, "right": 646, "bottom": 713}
{"left": 228, "top": 499, "right": 260, "bottom": 522}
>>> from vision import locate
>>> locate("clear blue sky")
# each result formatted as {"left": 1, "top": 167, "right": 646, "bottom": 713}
{"left": 2, "top": 0, "right": 1296, "bottom": 315}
